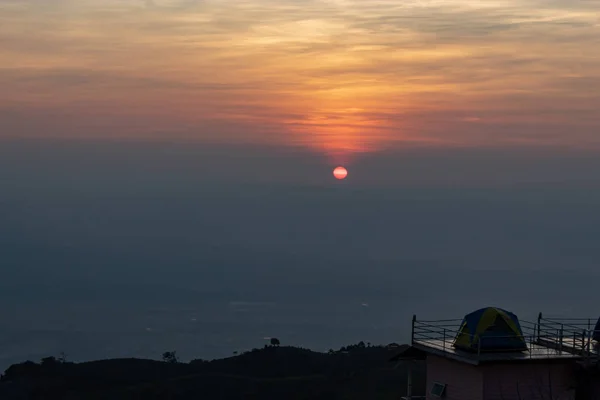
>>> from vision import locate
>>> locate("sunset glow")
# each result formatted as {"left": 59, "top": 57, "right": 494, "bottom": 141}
{"left": 1, "top": 0, "right": 599, "bottom": 157}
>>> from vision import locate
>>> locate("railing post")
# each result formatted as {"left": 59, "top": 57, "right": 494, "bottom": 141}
{"left": 586, "top": 330, "right": 591, "bottom": 359}
{"left": 443, "top": 329, "right": 446, "bottom": 352}
{"left": 530, "top": 331, "right": 535, "bottom": 358}
{"left": 411, "top": 314, "right": 416, "bottom": 345}
{"left": 559, "top": 326, "right": 563, "bottom": 353}
{"left": 537, "top": 312, "right": 542, "bottom": 342}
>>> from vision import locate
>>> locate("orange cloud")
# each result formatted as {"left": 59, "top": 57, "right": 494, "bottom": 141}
{"left": 1, "top": 0, "right": 599, "bottom": 155}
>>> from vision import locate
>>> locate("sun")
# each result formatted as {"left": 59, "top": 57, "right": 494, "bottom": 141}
{"left": 333, "top": 166, "right": 348, "bottom": 180}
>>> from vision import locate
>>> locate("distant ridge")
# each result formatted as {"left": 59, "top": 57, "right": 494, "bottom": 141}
{"left": 0, "top": 343, "right": 425, "bottom": 399}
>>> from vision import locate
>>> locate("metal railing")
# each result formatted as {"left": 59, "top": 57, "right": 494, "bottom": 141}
{"left": 412, "top": 316, "right": 539, "bottom": 357}
{"left": 411, "top": 313, "right": 600, "bottom": 361}
{"left": 410, "top": 316, "right": 462, "bottom": 353}
{"left": 537, "top": 313, "right": 600, "bottom": 362}
{"left": 538, "top": 315, "right": 598, "bottom": 332}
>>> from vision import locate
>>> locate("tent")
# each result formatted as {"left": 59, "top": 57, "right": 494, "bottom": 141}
{"left": 594, "top": 317, "right": 600, "bottom": 342}
{"left": 453, "top": 307, "right": 528, "bottom": 352}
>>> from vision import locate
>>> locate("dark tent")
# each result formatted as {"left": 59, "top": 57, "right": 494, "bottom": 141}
{"left": 453, "top": 307, "right": 528, "bottom": 352}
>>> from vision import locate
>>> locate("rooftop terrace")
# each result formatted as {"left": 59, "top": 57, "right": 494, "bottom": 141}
{"left": 410, "top": 313, "right": 600, "bottom": 365}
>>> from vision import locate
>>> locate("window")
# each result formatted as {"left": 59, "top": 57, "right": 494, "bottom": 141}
{"left": 430, "top": 382, "right": 446, "bottom": 398}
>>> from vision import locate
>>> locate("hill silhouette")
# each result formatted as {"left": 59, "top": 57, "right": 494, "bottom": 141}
{"left": 0, "top": 343, "right": 425, "bottom": 399}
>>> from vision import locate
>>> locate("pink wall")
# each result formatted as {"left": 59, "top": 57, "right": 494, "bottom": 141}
{"left": 425, "top": 355, "right": 579, "bottom": 400}
{"left": 481, "top": 362, "right": 576, "bottom": 400}
{"left": 425, "top": 355, "right": 483, "bottom": 400}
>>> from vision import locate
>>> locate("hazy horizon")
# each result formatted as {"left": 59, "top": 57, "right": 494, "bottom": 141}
{"left": 2, "top": 138, "right": 600, "bottom": 369}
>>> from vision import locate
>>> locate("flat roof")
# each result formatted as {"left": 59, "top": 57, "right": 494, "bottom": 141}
{"left": 412, "top": 338, "right": 584, "bottom": 365}
{"left": 410, "top": 314, "right": 600, "bottom": 365}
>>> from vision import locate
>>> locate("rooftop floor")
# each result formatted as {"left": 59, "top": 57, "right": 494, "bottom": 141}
{"left": 411, "top": 314, "right": 599, "bottom": 365}
{"left": 412, "top": 338, "right": 585, "bottom": 365}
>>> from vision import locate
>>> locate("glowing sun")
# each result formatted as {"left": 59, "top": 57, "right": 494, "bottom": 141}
{"left": 333, "top": 166, "right": 348, "bottom": 180}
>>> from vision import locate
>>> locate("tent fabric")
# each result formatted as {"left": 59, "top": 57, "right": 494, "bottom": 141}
{"left": 594, "top": 317, "right": 600, "bottom": 342}
{"left": 453, "top": 307, "right": 528, "bottom": 352}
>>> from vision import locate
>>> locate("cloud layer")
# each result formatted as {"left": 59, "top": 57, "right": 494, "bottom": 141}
{"left": 1, "top": 0, "right": 599, "bottom": 155}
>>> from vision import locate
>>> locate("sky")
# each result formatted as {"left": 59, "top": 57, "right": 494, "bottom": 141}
{"left": 1, "top": 0, "right": 600, "bottom": 164}
{"left": 1, "top": 0, "right": 600, "bottom": 367}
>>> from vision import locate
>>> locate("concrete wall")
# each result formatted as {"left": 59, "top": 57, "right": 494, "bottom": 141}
{"left": 482, "top": 362, "right": 576, "bottom": 400}
{"left": 425, "top": 355, "right": 483, "bottom": 400}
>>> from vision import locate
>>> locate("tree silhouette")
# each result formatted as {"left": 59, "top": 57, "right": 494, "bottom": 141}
{"left": 162, "top": 351, "right": 179, "bottom": 363}
{"left": 270, "top": 338, "right": 281, "bottom": 347}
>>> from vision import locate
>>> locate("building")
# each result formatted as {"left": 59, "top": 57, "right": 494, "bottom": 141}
{"left": 392, "top": 307, "right": 600, "bottom": 400}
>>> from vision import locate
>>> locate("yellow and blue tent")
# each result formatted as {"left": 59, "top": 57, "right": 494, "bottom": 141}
{"left": 453, "top": 307, "right": 528, "bottom": 352}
